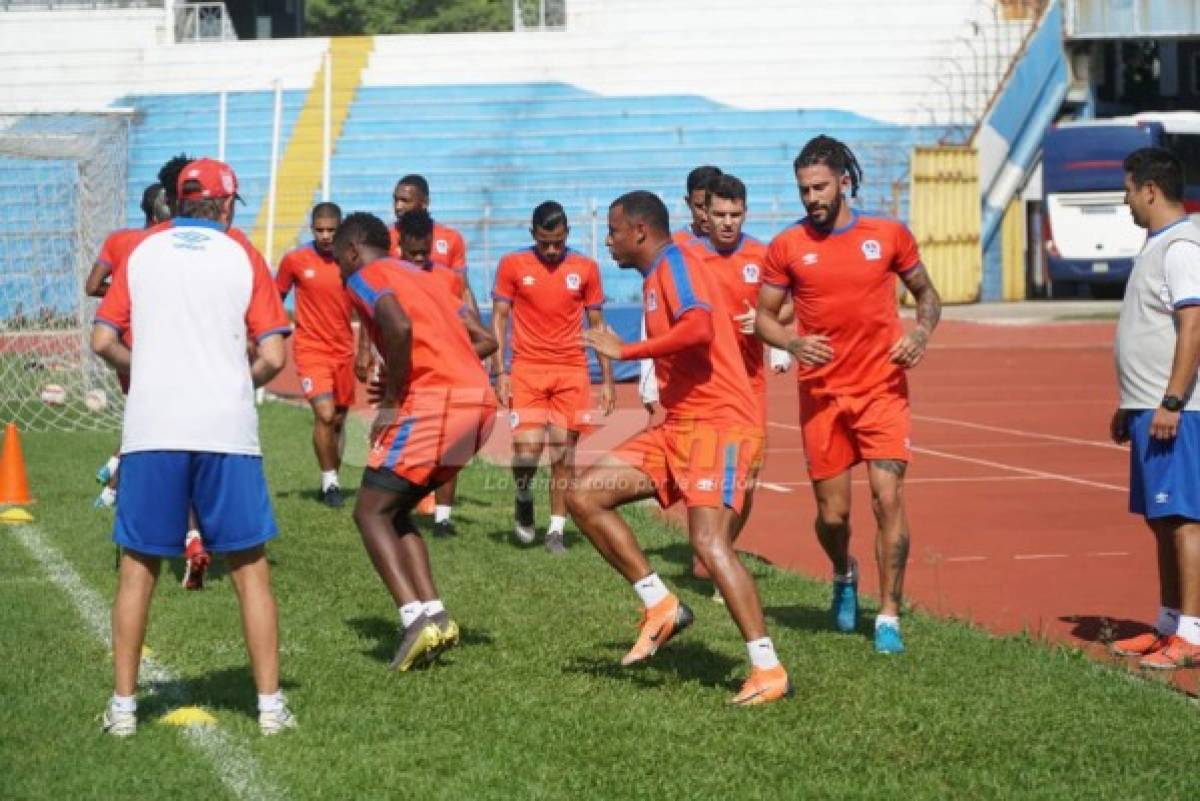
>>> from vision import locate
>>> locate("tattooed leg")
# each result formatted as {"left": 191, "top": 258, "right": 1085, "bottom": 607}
{"left": 868, "top": 459, "right": 910, "bottom": 617}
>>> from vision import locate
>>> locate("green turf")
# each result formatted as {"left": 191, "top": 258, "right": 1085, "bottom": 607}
{"left": 4, "top": 402, "right": 1200, "bottom": 800}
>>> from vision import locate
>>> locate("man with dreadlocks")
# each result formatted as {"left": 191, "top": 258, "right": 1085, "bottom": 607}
{"left": 755, "top": 135, "right": 942, "bottom": 655}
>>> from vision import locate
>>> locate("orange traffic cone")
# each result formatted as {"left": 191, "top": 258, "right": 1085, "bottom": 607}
{"left": 0, "top": 422, "right": 33, "bottom": 505}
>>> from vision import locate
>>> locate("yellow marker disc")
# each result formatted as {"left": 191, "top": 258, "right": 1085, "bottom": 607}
{"left": 161, "top": 706, "right": 217, "bottom": 727}
{"left": 0, "top": 508, "right": 33, "bottom": 524}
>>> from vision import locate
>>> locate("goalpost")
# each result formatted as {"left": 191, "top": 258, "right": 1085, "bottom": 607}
{"left": 0, "top": 111, "right": 131, "bottom": 432}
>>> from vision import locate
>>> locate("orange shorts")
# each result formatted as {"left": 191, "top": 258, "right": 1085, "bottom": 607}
{"left": 612, "top": 418, "right": 764, "bottom": 513}
{"left": 297, "top": 351, "right": 356, "bottom": 408}
{"left": 368, "top": 395, "right": 497, "bottom": 488}
{"left": 509, "top": 363, "right": 593, "bottom": 434}
{"left": 799, "top": 377, "right": 911, "bottom": 481}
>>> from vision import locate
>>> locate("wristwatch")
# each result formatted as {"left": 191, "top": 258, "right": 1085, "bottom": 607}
{"left": 1162, "top": 395, "right": 1185, "bottom": 413}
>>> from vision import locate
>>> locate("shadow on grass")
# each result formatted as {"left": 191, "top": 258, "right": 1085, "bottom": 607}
{"left": 274, "top": 487, "right": 359, "bottom": 504}
{"left": 563, "top": 640, "right": 740, "bottom": 691}
{"left": 763, "top": 603, "right": 871, "bottom": 638}
{"left": 139, "top": 667, "right": 301, "bottom": 724}
{"left": 345, "top": 615, "right": 495, "bottom": 664}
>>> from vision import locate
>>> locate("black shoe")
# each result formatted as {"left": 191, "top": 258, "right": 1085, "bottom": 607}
{"left": 432, "top": 519, "right": 456, "bottom": 538}
{"left": 321, "top": 486, "right": 345, "bottom": 508}
{"left": 514, "top": 496, "right": 536, "bottom": 545}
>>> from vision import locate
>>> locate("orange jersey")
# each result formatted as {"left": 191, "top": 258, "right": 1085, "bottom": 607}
{"left": 275, "top": 242, "right": 354, "bottom": 358}
{"left": 492, "top": 248, "right": 604, "bottom": 368}
{"left": 764, "top": 211, "right": 921, "bottom": 396}
{"left": 640, "top": 243, "right": 758, "bottom": 426}
{"left": 345, "top": 258, "right": 491, "bottom": 411}
{"left": 672, "top": 226, "right": 706, "bottom": 253}
{"left": 96, "top": 228, "right": 143, "bottom": 272}
{"left": 388, "top": 221, "right": 467, "bottom": 273}
{"left": 693, "top": 234, "right": 769, "bottom": 391}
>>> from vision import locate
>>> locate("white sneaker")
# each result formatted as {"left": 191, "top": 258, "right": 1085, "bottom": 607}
{"left": 259, "top": 703, "right": 297, "bottom": 736}
{"left": 101, "top": 706, "right": 137, "bottom": 737}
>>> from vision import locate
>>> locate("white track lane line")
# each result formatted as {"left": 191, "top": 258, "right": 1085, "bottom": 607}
{"left": 12, "top": 525, "right": 284, "bottom": 801}
{"left": 911, "top": 414, "right": 1124, "bottom": 451}
{"left": 766, "top": 420, "right": 1126, "bottom": 493}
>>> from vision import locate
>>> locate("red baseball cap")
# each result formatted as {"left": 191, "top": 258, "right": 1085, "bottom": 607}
{"left": 177, "top": 158, "right": 242, "bottom": 202}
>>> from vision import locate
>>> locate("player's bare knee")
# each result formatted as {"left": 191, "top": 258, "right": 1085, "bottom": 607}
{"left": 870, "top": 486, "right": 904, "bottom": 519}
{"left": 314, "top": 405, "right": 338, "bottom": 426}
{"left": 815, "top": 501, "right": 851, "bottom": 531}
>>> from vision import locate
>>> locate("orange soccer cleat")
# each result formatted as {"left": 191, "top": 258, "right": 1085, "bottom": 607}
{"left": 1111, "top": 631, "right": 1170, "bottom": 657}
{"left": 1139, "top": 636, "right": 1200, "bottom": 670}
{"left": 730, "top": 664, "right": 793, "bottom": 706}
{"left": 621, "top": 594, "right": 694, "bottom": 666}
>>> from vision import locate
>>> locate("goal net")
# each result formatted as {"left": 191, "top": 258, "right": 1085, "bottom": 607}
{"left": 0, "top": 111, "right": 130, "bottom": 432}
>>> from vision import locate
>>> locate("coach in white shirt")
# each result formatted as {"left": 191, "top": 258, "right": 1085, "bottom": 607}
{"left": 91, "top": 158, "right": 297, "bottom": 736}
{"left": 1110, "top": 146, "right": 1200, "bottom": 670}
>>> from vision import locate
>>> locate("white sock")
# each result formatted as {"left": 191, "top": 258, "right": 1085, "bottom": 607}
{"left": 834, "top": 560, "right": 856, "bottom": 584}
{"left": 1177, "top": 614, "right": 1200, "bottom": 646}
{"left": 434, "top": 505, "right": 452, "bottom": 524}
{"left": 321, "top": 470, "right": 339, "bottom": 492}
{"left": 632, "top": 573, "right": 670, "bottom": 608}
{"left": 1155, "top": 606, "right": 1181, "bottom": 636}
{"left": 399, "top": 602, "right": 423, "bottom": 628}
{"left": 547, "top": 515, "right": 566, "bottom": 536}
{"left": 98, "top": 486, "right": 117, "bottom": 505}
{"left": 875, "top": 614, "right": 900, "bottom": 630}
{"left": 257, "top": 690, "right": 284, "bottom": 713}
{"left": 423, "top": 599, "right": 445, "bottom": 617}
{"left": 106, "top": 455, "right": 120, "bottom": 473}
{"left": 110, "top": 694, "right": 136, "bottom": 713}
{"left": 746, "top": 637, "right": 780, "bottom": 669}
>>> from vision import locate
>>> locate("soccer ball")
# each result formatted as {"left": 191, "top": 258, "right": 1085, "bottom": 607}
{"left": 84, "top": 388, "right": 108, "bottom": 412}
{"left": 39, "top": 383, "right": 67, "bottom": 406}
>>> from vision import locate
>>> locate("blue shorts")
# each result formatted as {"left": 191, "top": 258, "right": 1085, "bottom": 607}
{"left": 1128, "top": 410, "right": 1200, "bottom": 521}
{"left": 114, "top": 451, "right": 278, "bottom": 557}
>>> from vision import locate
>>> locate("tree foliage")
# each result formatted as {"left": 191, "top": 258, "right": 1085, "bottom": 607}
{"left": 307, "top": 0, "right": 520, "bottom": 36}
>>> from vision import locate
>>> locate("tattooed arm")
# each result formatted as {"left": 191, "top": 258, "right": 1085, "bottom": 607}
{"left": 890, "top": 264, "right": 941, "bottom": 369}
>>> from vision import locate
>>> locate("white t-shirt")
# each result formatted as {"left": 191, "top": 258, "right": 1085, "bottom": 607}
{"left": 1114, "top": 217, "right": 1200, "bottom": 410}
{"left": 96, "top": 218, "right": 290, "bottom": 455}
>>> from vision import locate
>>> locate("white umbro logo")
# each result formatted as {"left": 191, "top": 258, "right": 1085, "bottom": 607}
{"left": 522, "top": 275, "right": 535, "bottom": 286}
{"left": 1156, "top": 492, "right": 1170, "bottom": 504}
{"left": 696, "top": 478, "right": 716, "bottom": 491}
{"left": 802, "top": 253, "right": 818, "bottom": 266}
{"left": 303, "top": 269, "right": 316, "bottom": 279}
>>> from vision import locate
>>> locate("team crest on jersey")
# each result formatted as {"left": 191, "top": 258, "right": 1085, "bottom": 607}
{"left": 436, "top": 239, "right": 449, "bottom": 255}
{"left": 301, "top": 376, "right": 314, "bottom": 394}
{"left": 742, "top": 263, "right": 760, "bottom": 283}
{"left": 646, "top": 289, "right": 658, "bottom": 312}
{"left": 565, "top": 272, "right": 581, "bottom": 291}
{"left": 861, "top": 240, "right": 882, "bottom": 261}
{"left": 802, "top": 252, "right": 818, "bottom": 266}
{"left": 509, "top": 410, "right": 520, "bottom": 429}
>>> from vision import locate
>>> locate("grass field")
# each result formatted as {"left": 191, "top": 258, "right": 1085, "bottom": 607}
{"left": 4, "top": 401, "right": 1200, "bottom": 800}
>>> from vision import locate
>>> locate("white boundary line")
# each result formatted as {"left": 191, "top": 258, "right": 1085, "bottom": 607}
{"left": 765, "top": 420, "right": 1126, "bottom": 493}
{"left": 11, "top": 525, "right": 284, "bottom": 801}
{"left": 912, "top": 414, "right": 1125, "bottom": 451}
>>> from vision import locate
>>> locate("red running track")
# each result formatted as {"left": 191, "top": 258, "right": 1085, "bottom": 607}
{"left": 269, "top": 319, "right": 1190, "bottom": 692}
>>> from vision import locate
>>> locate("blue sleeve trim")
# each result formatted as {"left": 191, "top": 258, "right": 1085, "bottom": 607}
{"left": 94, "top": 317, "right": 123, "bottom": 334}
{"left": 672, "top": 301, "right": 711, "bottom": 321}
{"left": 257, "top": 326, "right": 292, "bottom": 343}
{"left": 763, "top": 280, "right": 790, "bottom": 290}
{"left": 1173, "top": 297, "right": 1200, "bottom": 310}
{"left": 585, "top": 303, "right": 604, "bottom": 311}
{"left": 664, "top": 245, "right": 702, "bottom": 313}
{"left": 347, "top": 272, "right": 388, "bottom": 310}
{"left": 897, "top": 262, "right": 922, "bottom": 275}
{"left": 491, "top": 293, "right": 512, "bottom": 304}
